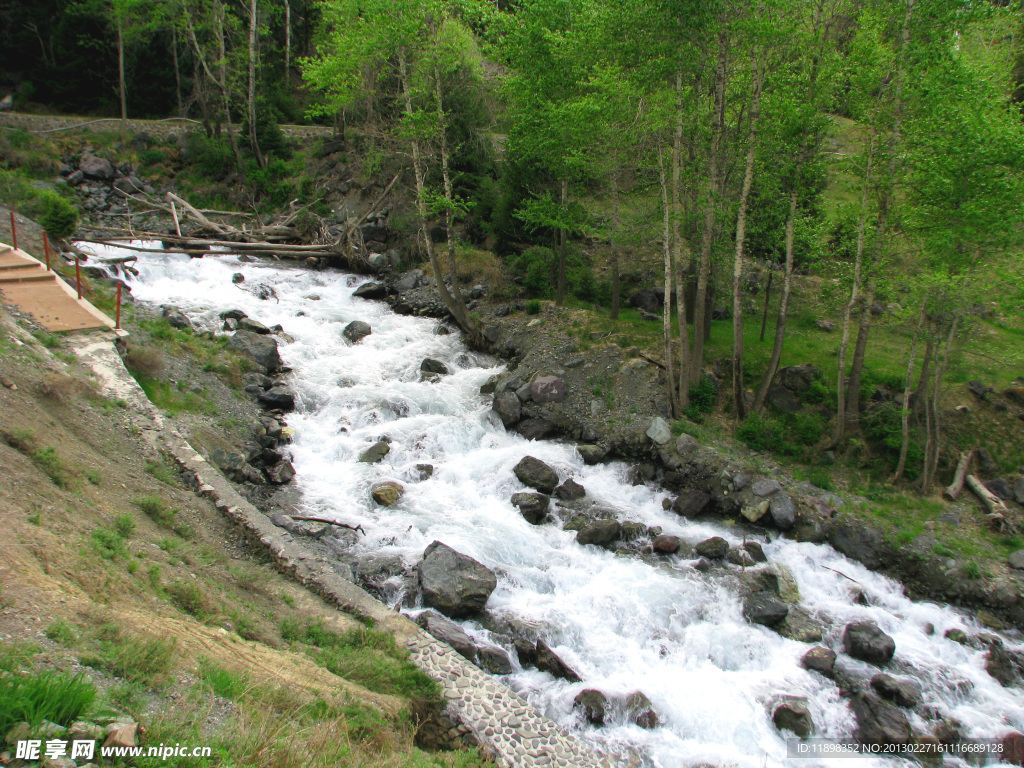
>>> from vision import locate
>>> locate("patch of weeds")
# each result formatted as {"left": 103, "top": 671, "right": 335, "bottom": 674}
{"left": 197, "top": 658, "right": 251, "bottom": 700}
{"left": 85, "top": 469, "right": 103, "bottom": 486}
{"left": 114, "top": 513, "right": 136, "bottom": 538}
{"left": 963, "top": 561, "right": 982, "bottom": 580}
{"left": 32, "top": 330, "right": 62, "bottom": 349}
{"left": 280, "top": 592, "right": 295, "bottom": 608}
{"left": 145, "top": 460, "right": 178, "bottom": 485}
{"left": 157, "top": 537, "right": 182, "bottom": 554}
{"left": 26, "top": 506, "right": 41, "bottom": 525}
{"left": 313, "top": 627, "right": 439, "bottom": 700}
{"left": 933, "top": 543, "right": 956, "bottom": 558}
{"left": 80, "top": 630, "right": 176, "bottom": 687}
{"left": 683, "top": 375, "right": 718, "bottom": 422}
{"left": 737, "top": 413, "right": 795, "bottom": 455}
{"left": 44, "top": 619, "right": 78, "bottom": 646}
{"left": 0, "top": 671, "right": 96, "bottom": 735}
{"left": 134, "top": 495, "right": 176, "bottom": 528}
{"left": 90, "top": 527, "right": 128, "bottom": 560}
{"left": 146, "top": 565, "right": 163, "bottom": 592}
{"left": 31, "top": 446, "right": 75, "bottom": 488}
{"left": 165, "top": 580, "right": 209, "bottom": 619}
{"left": 106, "top": 681, "right": 146, "bottom": 715}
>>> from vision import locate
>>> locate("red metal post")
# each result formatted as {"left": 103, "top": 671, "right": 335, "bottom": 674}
{"left": 75, "top": 255, "right": 82, "bottom": 299}
{"left": 9, "top": 211, "right": 16, "bottom": 251}
{"left": 115, "top": 282, "right": 122, "bottom": 330}
{"left": 43, "top": 232, "right": 51, "bottom": 271}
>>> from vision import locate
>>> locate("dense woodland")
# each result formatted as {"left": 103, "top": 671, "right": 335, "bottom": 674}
{"left": 3, "top": 0, "right": 1024, "bottom": 495}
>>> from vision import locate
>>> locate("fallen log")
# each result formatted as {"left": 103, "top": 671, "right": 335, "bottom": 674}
{"left": 285, "top": 514, "right": 365, "bottom": 535}
{"left": 966, "top": 474, "right": 1010, "bottom": 521}
{"left": 943, "top": 451, "right": 972, "bottom": 501}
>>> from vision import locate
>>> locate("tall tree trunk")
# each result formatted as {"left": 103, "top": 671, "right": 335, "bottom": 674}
{"left": 671, "top": 68, "right": 691, "bottom": 409}
{"left": 434, "top": 63, "right": 459, "bottom": 290}
{"left": 658, "top": 147, "right": 679, "bottom": 416}
{"left": 759, "top": 268, "right": 773, "bottom": 342}
{"left": 913, "top": 323, "right": 935, "bottom": 407}
{"left": 171, "top": 28, "right": 184, "bottom": 117}
{"left": 211, "top": 3, "right": 242, "bottom": 165}
{"left": 692, "top": 30, "right": 728, "bottom": 384}
{"left": 828, "top": 128, "right": 874, "bottom": 449}
{"left": 284, "top": 0, "right": 291, "bottom": 78}
{"left": 609, "top": 171, "right": 622, "bottom": 320}
{"left": 398, "top": 50, "right": 473, "bottom": 336}
{"left": 921, "top": 314, "right": 958, "bottom": 492}
{"left": 891, "top": 301, "right": 926, "bottom": 483}
{"left": 752, "top": 183, "right": 798, "bottom": 413}
{"left": 247, "top": 0, "right": 265, "bottom": 168}
{"left": 117, "top": 17, "right": 127, "bottom": 131}
{"left": 556, "top": 179, "right": 568, "bottom": 306}
{"left": 730, "top": 52, "right": 763, "bottom": 421}
{"left": 845, "top": 282, "right": 874, "bottom": 428}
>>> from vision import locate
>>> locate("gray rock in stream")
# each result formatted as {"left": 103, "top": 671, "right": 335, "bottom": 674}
{"left": 513, "top": 456, "right": 559, "bottom": 494}
{"left": 535, "top": 639, "right": 582, "bottom": 682}
{"left": 228, "top": 329, "right": 281, "bottom": 372}
{"left": 576, "top": 520, "right": 621, "bottom": 547}
{"left": 416, "top": 611, "right": 477, "bottom": 662}
{"left": 343, "top": 320, "right": 372, "bottom": 343}
{"left": 843, "top": 621, "right": 896, "bottom": 666}
{"left": 511, "top": 492, "right": 549, "bottom": 524}
{"left": 743, "top": 593, "right": 790, "bottom": 627}
{"left": 419, "top": 541, "right": 496, "bottom": 618}
{"left": 871, "top": 674, "right": 922, "bottom": 708}
{"left": 851, "top": 692, "right": 911, "bottom": 746}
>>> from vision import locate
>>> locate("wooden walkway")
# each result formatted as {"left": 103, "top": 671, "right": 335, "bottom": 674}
{"left": 0, "top": 242, "right": 116, "bottom": 333}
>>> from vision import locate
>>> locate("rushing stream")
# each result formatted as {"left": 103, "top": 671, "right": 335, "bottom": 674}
{"left": 81, "top": 243, "right": 1024, "bottom": 768}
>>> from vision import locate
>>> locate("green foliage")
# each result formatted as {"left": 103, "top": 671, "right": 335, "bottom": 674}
{"left": 134, "top": 495, "right": 174, "bottom": 527}
{"left": 183, "top": 134, "right": 236, "bottom": 178}
{"left": 114, "top": 514, "right": 137, "bottom": 538}
{"left": 165, "top": 581, "right": 208, "bottom": 619}
{"left": 197, "top": 659, "right": 251, "bottom": 701}
{"left": 90, "top": 527, "right": 128, "bottom": 560}
{"left": 0, "top": 671, "right": 96, "bottom": 736}
{"left": 145, "top": 460, "right": 178, "bottom": 485}
{"left": 508, "top": 246, "right": 597, "bottom": 301}
{"left": 737, "top": 413, "right": 795, "bottom": 455}
{"left": 36, "top": 190, "right": 80, "bottom": 239}
{"left": 684, "top": 375, "right": 718, "bottom": 422}
{"left": 525, "top": 299, "right": 541, "bottom": 315}
{"left": 81, "top": 631, "right": 176, "bottom": 687}
{"left": 44, "top": 619, "right": 78, "bottom": 646}
{"left": 862, "top": 402, "right": 923, "bottom": 481}
{"left": 31, "top": 446, "right": 73, "bottom": 488}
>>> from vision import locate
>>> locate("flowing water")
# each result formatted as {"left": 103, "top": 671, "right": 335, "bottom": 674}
{"left": 81, "top": 243, "right": 1024, "bottom": 768}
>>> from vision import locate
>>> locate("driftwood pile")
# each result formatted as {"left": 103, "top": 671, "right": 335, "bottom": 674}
{"left": 942, "top": 450, "right": 1018, "bottom": 533}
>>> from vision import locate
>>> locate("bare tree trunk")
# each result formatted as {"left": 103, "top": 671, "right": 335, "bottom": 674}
{"left": 921, "top": 314, "right": 958, "bottom": 492}
{"left": 671, "top": 69, "right": 691, "bottom": 409}
{"left": 117, "top": 17, "right": 127, "bottom": 131}
{"left": 891, "top": 301, "right": 926, "bottom": 483}
{"left": 913, "top": 322, "right": 935, "bottom": 406}
{"left": 556, "top": 179, "right": 568, "bottom": 306}
{"left": 284, "top": 0, "right": 291, "bottom": 78}
{"left": 943, "top": 451, "right": 971, "bottom": 500}
{"left": 196, "top": 3, "right": 242, "bottom": 165}
{"left": 692, "top": 30, "right": 728, "bottom": 384}
{"left": 759, "top": 267, "right": 773, "bottom": 342}
{"left": 398, "top": 50, "right": 472, "bottom": 336}
{"left": 658, "top": 147, "right": 679, "bottom": 416}
{"left": 247, "top": 0, "right": 265, "bottom": 168}
{"left": 433, "top": 63, "right": 460, "bottom": 290}
{"left": 845, "top": 283, "right": 874, "bottom": 429}
{"left": 609, "top": 171, "right": 621, "bottom": 320}
{"left": 828, "top": 128, "right": 874, "bottom": 449}
{"left": 752, "top": 183, "right": 798, "bottom": 413}
{"left": 171, "top": 28, "right": 184, "bottom": 117}
{"left": 731, "top": 52, "right": 763, "bottom": 421}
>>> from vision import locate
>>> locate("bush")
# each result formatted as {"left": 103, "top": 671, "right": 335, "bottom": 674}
{"left": 684, "top": 375, "right": 718, "bottom": 421}
{"left": 508, "top": 246, "right": 598, "bottom": 302}
{"left": 114, "top": 514, "right": 136, "bottom": 538}
{"left": 166, "top": 581, "right": 208, "bottom": 618}
{"left": 737, "top": 413, "right": 795, "bottom": 455}
{"left": 525, "top": 299, "right": 541, "bottom": 315}
{"left": 133, "top": 495, "right": 176, "bottom": 528}
{"left": 81, "top": 631, "right": 176, "bottom": 686}
{"left": 184, "top": 134, "right": 236, "bottom": 178}
{"left": 36, "top": 190, "right": 79, "bottom": 239}
{"left": 90, "top": 527, "right": 127, "bottom": 560}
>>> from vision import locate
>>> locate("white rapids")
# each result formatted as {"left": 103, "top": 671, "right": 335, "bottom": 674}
{"left": 80, "top": 242, "right": 1024, "bottom": 768}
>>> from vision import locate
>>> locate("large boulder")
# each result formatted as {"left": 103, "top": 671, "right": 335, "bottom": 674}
{"left": 743, "top": 593, "right": 790, "bottom": 627}
{"left": 371, "top": 481, "right": 403, "bottom": 506}
{"left": 343, "top": 321, "right": 372, "bottom": 343}
{"left": 843, "top": 621, "right": 896, "bottom": 666}
{"left": 653, "top": 535, "right": 681, "bottom": 554}
{"left": 353, "top": 281, "right": 388, "bottom": 299}
{"left": 516, "top": 418, "right": 557, "bottom": 440}
{"left": 394, "top": 270, "right": 423, "bottom": 293}
{"left": 419, "top": 541, "right": 497, "bottom": 618}
{"left": 477, "top": 645, "right": 513, "bottom": 675}
{"left": 673, "top": 491, "right": 712, "bottom": 518}
{"left": 228, "top": 330, "right": 281, "bottom": 372}
{"left": 646, "top": 417, "right": 672, "bottom": 445}
{"left": 695, "top": 536, "right": 729, "bottom": 559}
{"left": 773, "top": 697, "right": 814, "bottom": 738}
{"left": 416, "top": 611, "right": 477, "bottom": 662}
{"left": 359, "top": 440, "right": 390, "bottom": 463}
{"left": 851, "top": 692, "right": 911, "bottom": 746}
{"left": 511, "top": 492, "right": 549, "bottom": 524}
{"left": 985, "top": 478, "right": 1014, "bottom": 501}
{"left": 801, "top": 646, "right": 836, "bottom": 677}
{"left": 161, "top": 306, "right": 193, "bottom": 329}
{"left": 554, "top": 479, "right": 586, "bottom": 501}
{"left": 625, "top": 691, "right": 659, "bottom": 729}
{"left": 578, "top": 444, "right": 608, "bottom": 465}
{"left": 513, "top": 456, "right": 559, "bottom": 494}
{"left": 259, "top": 387, "right": 295, "bottom": 411}
{"left": 79, "top": 155, "right": 115, "bottom": 180}
{"left": 576, "top": 520, "right": 622, "bottom": 547}
{"left": 770, "top": 493, "right": 796, "bottom": 530}
{"left": 871, "top": 674, "right": 922, "bottom": 708}
{"left": 573, "top": 689, "right": 608, "bottom": 725}
{"left": 779, "top": 364, "right": 824, "bottom": 393}
{"left": 535, "top": 639, "right": 582, "bottom": 682}
{"left": 492, "top": 391, "right": 522, "bottom": 428}
{"left": 530, "top": 375, "right": 567, "bottom": 404}
{"left": 420, "top": 358, "right": 449, "bottom": 376}
{"left": 629, "top": 289, "right": 661, "bottom": 313}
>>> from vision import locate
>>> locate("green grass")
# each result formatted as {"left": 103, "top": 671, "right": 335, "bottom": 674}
{"left": 136, "top": 376, "right": 219, "bottom": 417}
{"left": 197, "top": 658, "right": 252, "bottom": 701}
{"left": 114, "top": 513, "right": 137, "bottom": 538}
{"left": 145, "top": 459, "right": 179, "bottom": 485}
{"left": 44, "top": 619, "right": 78, "bottom": 646}
{"left": 133, "top": 495, "right": 192, "bottom": 538}
{"left": 30, "top": 446, "right": 75, "bottom": 489}
{"left": 282, "top": 620, "right": 438, "bottom": 701}
{"left": 165, "top": 581, "right": 209, "bottom": 619}
{"left": 89, "top": 526, "right": 128, "bottom": 560}
{"left": 80, "top": 630, "right": 176, "bottom": 687}
{"left": 0, "top": 671, "right": 96, "bottom": 735}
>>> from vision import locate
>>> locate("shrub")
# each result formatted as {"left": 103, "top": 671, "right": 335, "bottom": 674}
{"left": 133, "top": 495, "right": 176, "bottom": 528}
{"left": 31, "top": 446, "right": 73, "bottom": 488}
{"left": 90, "top": 527, "right": 128, "bottom": 560}
{"left": 45, "top": 619, "right": 78, "bottom": 646}
{"left": 36, "top": 190, "right": 79, "bottom": 239}
{"left": 684, "top": 375, "right": 717, "bottom": 421}
{"left": 183, "top": 133, "right": 235, "bottom": 178}
{"left": 737, "top": 413, "right": 795, "bottom": 455}
{"left": 81, "top": 631, "right": 176, "bottom": 686}
{"left": 114, "top": 514, "right": 136, "bottom": 538}
{"left": 124, "top": 345, "right": 165, "bottom": 379}
{"left": 197, "top": 658, "right": 251, "bottom": 700}
{"left": 166, "top": 581, "right": 208, "bottom": 618}
{"left": 525, "top": 299, "right": 541, "bottom": 315}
